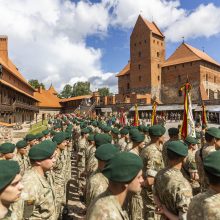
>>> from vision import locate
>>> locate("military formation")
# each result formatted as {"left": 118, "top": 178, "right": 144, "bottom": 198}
{"left": 0, "top": 113, "right": 220, "bottom": 220}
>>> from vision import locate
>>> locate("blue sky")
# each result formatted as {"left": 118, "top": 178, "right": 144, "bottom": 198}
{"left": 0, "top": 0, "right": 220, "bottom": 92}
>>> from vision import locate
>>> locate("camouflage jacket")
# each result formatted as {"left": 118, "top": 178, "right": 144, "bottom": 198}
{"left": 154, "top": 167, "right": 192, "bottom": 220}
{"left": 13, "top": 154, "right": 30, "bottom": 176}
{"left": 118, "top": 138, "right": 127, "bottom": 152}
{"left": 86, "top": 190, "right": 129, "bottom": 220}
{"left": 187, "top": 188, "right": 220, "bottom": 220}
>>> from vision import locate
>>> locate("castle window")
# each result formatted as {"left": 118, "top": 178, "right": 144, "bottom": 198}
{"left": 182, "top": 64, "right": 184, "bottom": 67}
{"left": 157, "top": 41, "right": 159, "bottom": 45}
{"left": 157, "top": 52, "right": 160, "bottom": 57}
{"left": 134, "top": 43, "right": 136, "bottom": 46}
{"left": 175, "top": 65, "right": 176, "bottom": 69}
{"left": 161, "top": 42, "right": 163, "bottom": 46}
{"left": 153, "top": 40, "right": 155, "bottom": 43}
{"left": 178, "top": 75, "right": 181, "bottom": 82}
{"left": 139, "top": 76, "right": 142, "bottom": 81}
{"left": 157, "top": 64, "right": 160, "bottom": 69}
{"left": 178, "top": 89, "right": 182, "bottom": 97}
{"left": 138, "top": 51, "right": 141, "bottom": 57}
{"left": 158, "top": 76, "right": 160, "bottom": 81}
{"left": 214, "top": 76, "right": 217, "bottom": 83}
{"left": 144, "top": 40, "right": 147, "bottom": 43}
{"left": 190, "top": 62, "right": 192, "bottom": 66}
{"left": 138, "top": 64, "right": 141, "bottom": 70}
{"left": 206, "top": 74, "right": 208, "bottom": 81}
{"left": 127, "top": 83, "right": 130, "bottom": 90}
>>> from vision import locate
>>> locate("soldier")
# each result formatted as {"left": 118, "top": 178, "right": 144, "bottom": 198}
{"left": 42, "top": 129, "right": 51, "bottom": 140}
{"left": 118, "top": 128, "right": 129, "bottom": 152}
{"left": 111, "top": 128, "right": 119, "bottom": 145}
{"left": 85, "top": 134, "right": 95, "bottom": 178}
{"left": 25, "top": 134, "right": 36, "bottom": 149}
{"left": 143, "top": 125, "right": 151, "bottom": 147}
{"left": 14, "top": 140, "right": 30, "bottom": 176}
{"left": 187, "top": 150, "right": 220, "bottom": 219}
{"left": 162, "top": 127, "right": 179, "bottom": 167}
{"left": 200, "top": 124, "right": 207, "bottom": 147}
{"left": 0, "top": 142, "right": 15, "bottom": 160}
{"left": 154, "top": 141, "right": 192, "bottom": 219}
{"left": 195, "top": 127, "right": 220, "bottom": 191}
{"left": 140, "top": 125, "right": 165, "bottom": 220}
{"left": 86, "top": 143, "right": 119, "bottom": 207}
{"left": 86, "top": 152, "right": 143, "bottom": 220}
{"left": 20, "top": 140, "right": 57, "bottom": 219}
{"left": 0, "top": 160, "right": 23, "bottom": 219}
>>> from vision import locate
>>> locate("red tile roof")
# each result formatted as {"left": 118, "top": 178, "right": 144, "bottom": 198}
{"left": 116, "top": 62, "right": 130, "bottom": 77}
{"left": 60, "top": 95, "right": 92, "bottom": 102}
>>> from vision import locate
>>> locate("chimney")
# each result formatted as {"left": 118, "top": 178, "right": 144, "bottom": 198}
{"left": 0, "top": 36, "right": 8, "bottom": 64}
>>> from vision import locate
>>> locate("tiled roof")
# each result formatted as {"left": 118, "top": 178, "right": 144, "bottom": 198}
{"left": 48, "top": 84, "right": 58, "bottom": 95}
{"left": 60, "top": 95, "right": 92, "bottom": 103}
{"left": 163, "top": 43, "right": 220, "bottom": 67}
{"left": 0, "top": 57, "right": 34, "bottom": 90}
{"left": 116, "top": 62, "right": 130, "bottom": 77}
{"left": 0, "top": 79, "right": 38, "bottom": 101}
{"left": 142, "top": 16, "right": 164, "bottom": 37}
{"left": 34, "top": 88, "right": 62, "bottom": 108}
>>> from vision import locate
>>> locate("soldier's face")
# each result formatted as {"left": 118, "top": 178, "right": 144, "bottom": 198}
{"left": 18, "top": 147, "right": 28, "bottom": 155}
{"left": 4, "top": 153, "right": 14, "bottom": 160}
{"left": 127, "top": 170, "right": 144, "bottom": 193}
{"left": 40, "top": 152, "right": 56, "bottom": 171}
{"left": 215, "top": 138, "right": 220, "bottom": 150}
{"left": 0, "top": 174, "right": 23, "bottom": 205}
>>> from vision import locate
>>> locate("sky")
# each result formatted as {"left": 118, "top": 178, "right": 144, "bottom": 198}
{"left": 0, "top": 0, "right": 220, "bottom": 94}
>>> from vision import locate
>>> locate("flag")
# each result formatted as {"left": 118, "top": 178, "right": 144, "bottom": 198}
{"left": 119, "top": 109, "right": 126, "bottom": 126}
{"left": 180, "top": 82, "right": 196, "bottom": 139}
{"left": 201, "top": 103, "right": 207, "bottom": 126}
{"left": 133, "top": 104, "right": 139, "bottom": 126}
{"left": 151, "top": 101, "right": 157, "bottom": 126}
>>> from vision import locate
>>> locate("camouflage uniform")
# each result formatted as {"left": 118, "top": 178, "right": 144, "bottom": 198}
{"left": 162, "top": 140, "right": 171, "bottom": 167}
{"left": 86, "top": 190, "right": 129, "bottom": 220}
{"left": 144, "top": 135, "right": 150, "bottom": 147}
{"left": 118, "top": 137, "right": 127, "bottom": 152}
{"left": 140, "top": 143, "right": 164, "bottom": 220}
{"left": 195, "top": 143, "right": 215, "bottom": 191}
{"left": 86, "top": 146, "right": 98, "bottom": 178}
{"left": 187, "top": 188, "right": 220, "bottom": 220}
{"left": 20, "top": 168, "right": 56, "bottom": 219}
{"left": 154, "top": 167, "right": 193, "bottom": 220}
{"left": 126, "top": 142, "right": 133, "bottom": 152}
{"left": 13, "top": 153, "right": 30, "bottom": 176}
{"left": 86, "top": 170, "right": 109, "bottom": 207}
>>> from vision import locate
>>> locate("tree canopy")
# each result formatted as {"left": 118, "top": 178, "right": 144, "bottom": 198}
{"left": 58, "top": 84, "right": 72, "bottom": 98}
{"left": 98, "top": 87, "right": 111, "bottom": 97}
{"left": 28, "top": 79, "right": 45, "bottom": 89}
{"left": 72, "top": 81, "right": 91, "bottom": 97}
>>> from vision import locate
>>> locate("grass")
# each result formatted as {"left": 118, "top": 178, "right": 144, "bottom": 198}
{"left": 28, "top": 120, "right": 48, "bottom": 134}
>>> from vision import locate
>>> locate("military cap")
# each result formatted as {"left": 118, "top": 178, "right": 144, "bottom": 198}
{"left": 29, "top": 140, "right": 57, "bottom": 160}
{"left": 129, "top": 128, "right": 139, "bottom": 136}
{"left": 16, "top": 140, "right": 28, "bottom": 149}
{"left": 50, "top": 130, "right": 57, "bottom": 136}
{"left": 42, "top": 129, "right": 50, "bottom": 135}
{"left": 92, "top": 121, "right": 98, "bottom": 127}
{"left": 103, "top": 152, "right": 143, "bottom": 182}
{"left": 54, "top": 124, "right": 61, "bottom": 129}
{"left": 87, "top": 127, "right": 93, "bottom": 133}
{"left": 0, "top": 143, "right": 16, "bottom": 154}
{"left": 167, "top": 140, "right": 188, "bottom": 157}
{"left": 94, "top": 134, "right": 112, "bottom": 147}
{"left": 112, "top": 128, "right": 119, "bottom": 135}
{"left": 80, "top": 123, "right": 87, "bottom": 129}
{"left": 130, "top": 131, "right": 145, "bottom": 143}
{"left": 120, "top": 128, "right": 129, "bottom": 135}
{"left": 88, "top": 134, "right": 95, "bottom": 141}
{"left": 95, "top": 144, "right": 119, "bottom": 161}
{"left": 143, "top": 126, "right": 149, "bottom": 133}
{"left": 185, "top": 136, "right": 198, "bottom": 145}
{"left": 35, "top": 132, "right": 44, "bottom": 140}
{"left": 65, "top": 132, "right": 71, "bottom": 139}
{"left": 138, "top": 125, "right": 145, "bottom": 132}
{"left": 81, "top": 128, "right": 90, "bottom": 134}
{"left": 52, "top": 132, "right": 66, "bottom": 145}
{"left": 149, "top": 125, "right": 166, "bottom": 137}
{"left": 25, "top": 134, "right": 36, "bottom": 141}
{"left": 206, "top": 127, "right": 220, "bottom": 139}
{"left": 103, "top": 126, "right": 111, "bottom": 133}
{"left": 0, "top": 160, "right": 20, "bottom": 191}
{"left": 168, "top": 127, "right": 179, "bottom": 136}
{"left": 204, "top": 151, "right": 220, "bottom": 177}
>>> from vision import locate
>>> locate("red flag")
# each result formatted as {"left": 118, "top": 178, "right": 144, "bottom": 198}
{"left": 120, "top": 109, "right": 126, "bottom": 126}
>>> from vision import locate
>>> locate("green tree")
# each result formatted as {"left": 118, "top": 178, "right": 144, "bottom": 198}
{"left": 72, "top": 81, "right": 91, "bottom": 97}
{"left": 28, "top": 79, "right": 45, "bottom": 89}
{"left": 98, "top": 87, "right": 111, "bottom": 97}
{"left": 58, "top": 84, "right": 73, "bottom": 98}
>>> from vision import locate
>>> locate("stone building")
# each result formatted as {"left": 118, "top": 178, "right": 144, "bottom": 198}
{"left": 0, "top": 36, "right": 38, "bottom": 123}
{"left": 116, "top": 15, "right": 220, "bottom": 104}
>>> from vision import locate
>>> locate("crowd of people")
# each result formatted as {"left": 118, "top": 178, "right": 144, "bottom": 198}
{"left": 0, "top": 113, "right": 220, "bottom": 220}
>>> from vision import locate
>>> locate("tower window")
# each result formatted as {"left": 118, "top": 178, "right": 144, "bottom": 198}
{"left": 139, "top": 76, "right": 142, "bottom": 81}
{"left": 138, "top": 64, "right": 141, "bottom": 70}
{"left": 127, "top": 83, "right": 130, "bottom": 90}
{"left": 214, "top": 76, "right": 216, "bottom": 83}
{"left": 144, "top": 40, "right": 147, "bottom": 43}
{"left": 178, "top": 75, "right": 181, "bottom": 82}
{"left": 138, "top": 51, "right": 141, "bottom": 57}
{"left": 158, "top": 76, "right": 160, "bottom": 81}
{"left": 206, "top": 74, "right": 208, "bottom": 81}
{"left": 134, "top": 43, "right": 136, "bottom": 46}
{"left": 157, "top": 52, "right": 160, "bottom": 57}
{"left": 157, "top": 64, "right": 160, "bottom": 69}
{"left": 157, "top": 41, "right": 159, "bottom": 45}
{"left": 182, "top": 64, "right": 184, "bottom": 67}
{"left": 161, "top": 42, "right": 163, "bottom": 46}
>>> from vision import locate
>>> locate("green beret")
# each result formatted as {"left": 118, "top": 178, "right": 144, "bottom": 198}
{"left": 204, "top": 151, "right": 220, "bottom": 177}
{"left": 143, "top": 126, "right": 149, "bottom": 133}
{"left": 167, "top": 141, "right": 188, "bottom": 157}
{"left": 120, "top": 128, "right": 129, "bottom": 135}
{"left": 103, "top": 152, "right": 143, "bottom": 182}
{"left": 16, "top": 140, "right": 28, "bottom": 149}
{"left": 54, "top": 124, "right": 61, "bottom": 129}
{"left": 138, "top": 125, "right": 145, "bottom": 132}
{"left": 50, "top": 130, "right": 57, "bottom": 136}
{"left": 25, "top": 134, "right": 36, "bottom": 141}
{"left": 94, "top": 134, "right": 112, "bottom": 147}
{"left": 112, "top": 128, "right": 119, "bottom": 135}
{"left": 42, "top": 130, "right": 50, "bottom": 135}
{"left": 87, "top": 127, "right": 93, "bottom": 133}
{"left": 168, "top": 127, "right": 179, "bottom": 136}
{"left": 185, "top": 136, "right": 198, "bottom": 145}
{"left": 52, "top": 132, "right": 66, "bottom": 145}
{"left": 29, "top": 140, "right": 57, "bottom": 160}
{"left": 130, "top": 131, "right": 145, "bottom": 143}
{"left": 80, "top": 123, "right": 87, "bottom": 129}
{"left": 103, "top": 126, "right": 111, "bottom": 133}
{"left": 65, "top": 132, "right": 71, "bottom": 140}
{"left": 88, "top": 134, "right": 95, "bottom": 141}
{"left": 0, "top": 160, "right": 20, "bottom": 190}
{"left": 129, "top": 128, "right": 139, "bottom": 136}
{"left": 149, "top": 125, "right": 166, "bottom": 137}
{"left": 206, "top": 127, "right": 220, "bottom": 139}
{"left": 95, "top": 144, "right": 119, "bottom": 161}
{"left": 92, "top": 121, "right": 98, "bottom": 127}
{"left": 0, "top": 143, "right": 16, "bottom": 154}
{"left": 81, "top": 128, "right": 90, "bottom": 134}
{"left": 35, "top": 133, "right": 44, "bottom": 140}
